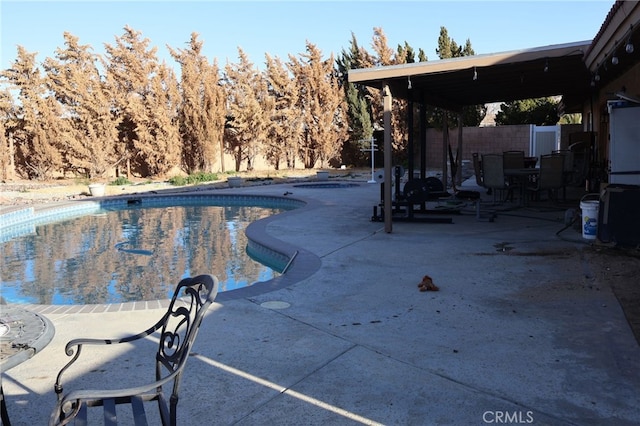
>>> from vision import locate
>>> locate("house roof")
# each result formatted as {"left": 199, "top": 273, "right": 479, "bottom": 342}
{"left": 348, "top": 41, "right": 592, "bottom": 112}
{"left": 584, "top": 1, "right": 640, "bottom": 92}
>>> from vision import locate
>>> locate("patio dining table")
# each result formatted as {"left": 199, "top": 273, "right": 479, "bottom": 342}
{"left": 505, "top": 168, "right": 540, "bottom": 206}
{"left": 1, "top": 305, "right": 55, "bottom": 425}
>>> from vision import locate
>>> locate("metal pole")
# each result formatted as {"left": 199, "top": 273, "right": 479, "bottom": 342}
{"left": 368, "top": 137, "right": 376, "bottom": 183}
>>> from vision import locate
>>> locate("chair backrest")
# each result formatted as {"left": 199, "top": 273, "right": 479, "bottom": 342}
{"left": 49, "top": 274, "right": 219, "bottom": 426}
{"left": 553, "top": 149, "right": 574, "bottom": 173}
{"left": 481, "top": 154, "right": 506, "bottom": 189}
{"left": 157, "top": 274, "right": 219, "bottom": 393}
{"left": 503, "top": 150, "right": 525, "bottom": 170}
{"left": 539, "top": 154, "right": 565, "bottom": 189}
{"left": 472, "top": 153, "right": 484, "bottom": 187}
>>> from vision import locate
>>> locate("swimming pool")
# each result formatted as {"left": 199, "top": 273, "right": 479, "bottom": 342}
{"left": 0, "top": 194, "right": 304, "bottom": 305}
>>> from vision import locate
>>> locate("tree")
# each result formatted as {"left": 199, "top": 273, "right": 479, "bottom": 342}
{"left": 397, "top": 41, "right": 427, "bottom": 64}
{"left": 436, "top": 26, "right": 461, "bottom": 59}
{"left": 559, "top": 113, "right": 581, "bottom": 125}
{"left": 336, "top": 33, "right": 374, "bottom": 167}
{"left": 369, "top": 28, "right": 413, "bottom": 164}
{"left": 427, "top": 26, "right": 485, "bottom": 129}
{"left": 142, "top": 63, "right": 181, "bottom": 176}
{"left": 0, "top": 118, "right": 8, "bottom": 180}
{"left": 495, "top": 97, "right": 560, "bottom": 125}
{"left": 288, "top": 42, "right": 347, "bottom": 168}
{"left": 169, "top": 33, "right": 225, "bottom": 174}
{"left": 103, "top": 26, "right": 180, "bottom": 177}
{"left": 371, "top": 27, "right": 397, "bottom": 66}
{"left": 43, "top": 32, "right": 119, "bottom": 178}
{"left": 0, "top": 46, "right": 64, "bottom": 179}
{"left": 0, "top": 88, "right": 17, "bottom": 180}
{"left": 264, "top": 54, "right": 301, "bottom": 170}
{"left": 224, "top": 48, "right": 272, "bottom": 171}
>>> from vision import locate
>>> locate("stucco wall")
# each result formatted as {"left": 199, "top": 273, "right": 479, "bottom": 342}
{"left": 581, "top": 61, "right": 640, "bottom": 164}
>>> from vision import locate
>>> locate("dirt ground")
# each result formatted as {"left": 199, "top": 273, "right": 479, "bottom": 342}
{"left": 1, "top": 174, "right": 639, "bottom": 346}
{"left": 585, "top": 246, "right": 640, "bottom": 345}
{"left": 0, "top": 170, "right": 325, "bottom": 206}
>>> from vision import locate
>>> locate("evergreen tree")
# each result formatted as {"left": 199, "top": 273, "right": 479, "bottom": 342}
{"left": 371, "top": 27, "right": 397, "bottom": 66}
{"left": 224, "top": 48, "right": 272, "bottom": 171}
{"left": 427, "top": 26, "right": 485, "bottom": 129}
{"left": 0, "top": 88, "right": 17, "bottom": 180}
{"left": 398, "top": 41, "right": 421, "bottom": 63}
{"left": 436, "top": 26, "right": 461, "bottom": 59}
{"left": 0, "top": 118, "right": 8, "bottom": 180}
{"left": 336, "top": 33, "right": 374, "bottom": 167}
{"left": 495, "top": 97, "right": 560, "bottom": 125}
{"left": 43, "top": 32, "right": 118, "bottom": 178}
{"left": 264, "top": 53, "right": 301, "bottom": 170}
{"left": 462, "top": 38, "right": 475, "bottom": 56}
{"left": 143, "top": 63, "right": 181, "bottom": 176}
{"left": 0, "top": 46, "right": 64, "bottom": 179}
{"left": 103, "top": 26, "right": 180, "bottom": 177}
{"left": 288, "top": 42, "right": 347, "bottom": 168}
{"left": 369, "top": 28, "right": 411, "bottom": 163}
{"left": 169, "top": 33, "right": 225, "bottom": 174}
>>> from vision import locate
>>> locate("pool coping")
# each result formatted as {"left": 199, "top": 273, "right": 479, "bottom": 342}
{"left": 1, "top": 191, "right": 324, "bottom": 313}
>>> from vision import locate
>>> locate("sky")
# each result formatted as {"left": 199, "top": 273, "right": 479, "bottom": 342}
{"left": 1, "top": 0, "right": 616, "bottom": 73}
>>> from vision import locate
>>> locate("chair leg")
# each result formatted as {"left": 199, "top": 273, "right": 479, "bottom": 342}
{"left": 1, "top": 384, "right": 11, "bottom": 426}
{"left": 475, "top": 199, "right": 496, "bottom": 222}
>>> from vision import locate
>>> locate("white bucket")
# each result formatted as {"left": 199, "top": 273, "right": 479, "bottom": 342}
{"left": 88, "top": 183, "right": 106, "bottom": 197}
{"left": 580, "top": 194, "right": 600, "bottom": 240}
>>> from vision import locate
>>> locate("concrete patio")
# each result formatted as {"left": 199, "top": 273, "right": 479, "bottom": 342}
{"left": 2, "top": 176, "right": 639, "bottom": 425}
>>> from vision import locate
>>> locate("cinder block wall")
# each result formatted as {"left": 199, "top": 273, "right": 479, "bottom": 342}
{"left": 421, "top": 124, "right": 582, "bottom": 169}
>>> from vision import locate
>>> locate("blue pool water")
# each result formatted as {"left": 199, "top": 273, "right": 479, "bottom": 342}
{"left": 0, "top": 195, "right": 301, "bottom": 305}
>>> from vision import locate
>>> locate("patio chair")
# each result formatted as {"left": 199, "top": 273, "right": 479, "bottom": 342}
{"left": 49, "top": 274, "right": 219, "bottom": 426}
{"left": 481, "top": 154, "right": 511, "bottom": 203}
{"left": 502, "top": 150, "right": 525, "bottom": 170}
{"left": 527, "top": 154, "right": 565, "bottom": 202}
{"left": 502, "top": 151, "right": 525, "bottom": 200}
{"left": 472, "top": 153, "right": 485, "bottom": 188}
{"left": 553, "top": 149, "right": 575, "bottom": 199}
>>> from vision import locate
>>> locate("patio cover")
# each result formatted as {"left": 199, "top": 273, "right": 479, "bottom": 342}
{"left": 348, "top": 41, "right": 592, "bottom": 111}
{"left": 347, "top": 41, "right": 592, "bottom": 232}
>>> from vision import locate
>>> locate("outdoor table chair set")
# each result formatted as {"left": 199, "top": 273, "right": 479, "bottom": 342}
{"left": 474, "top": 151, "right": 568, "bottom": 206}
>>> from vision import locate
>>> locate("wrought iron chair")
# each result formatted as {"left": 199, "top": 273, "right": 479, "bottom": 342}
{"left": 49, "top": 274, "right": 219, "bottom": 426}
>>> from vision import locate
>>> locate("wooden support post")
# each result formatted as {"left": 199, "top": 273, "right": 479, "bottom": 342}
{"left": 407, "top": 97, "right": 414, "bottom": 180}
{"left": 420, "top": 96, "right": 427, "bottom": 180}
{"left": 383, "top": 83, "right": 393, "bottom": 233}
{"left": 442, "top": 116, "right": 449, "bottom": 189}
{"left": 457, "top": 112, "right": 464, "bottom": 186}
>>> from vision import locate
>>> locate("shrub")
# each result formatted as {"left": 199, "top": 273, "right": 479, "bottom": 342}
{"left": 168, "top": 175, "right": 187, "bottom": 186}
{"left": 109, "top": 176, "right": 132, "bottom": 186}
{"left": 168, "top": 172, "right": 218, "bottom": 186}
